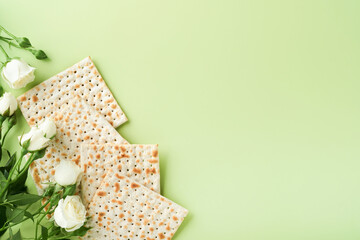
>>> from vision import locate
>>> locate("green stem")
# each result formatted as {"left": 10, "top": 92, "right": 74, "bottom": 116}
{"left": 0, "top": 148, "right": 27, "bottom": 200}
{"left": 0, "top": 25, "right": 17, "bottom": 39}
{"left": 46, "top": 224, "right": 56, "bottom": 237}
{"left": 35, "top": 204, "right": 51, "bottom": 240}
{"left": 0, "top": 36, "right": 20, "bottom": 49}
{"left": 0, "top": 45, "right": 10, "bottom": 61}
{"left": 13, "top": 152, "right": 35, "bottom": 183}
{"left": 0, "top": 37, "right": 37, "bottom": 59}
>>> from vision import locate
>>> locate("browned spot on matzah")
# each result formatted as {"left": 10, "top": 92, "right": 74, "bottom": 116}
{"left": 132, "top": 168, "right": 142, "bottom": 174}
{"left": 97, "top": 191, "right": 106, "bottom": 197}
{"left": 115, "top": 173, "right": 125, "bottom": 179}
{"left": 131, "top": 183, "right": 140, "bottom": 188}
{"left": 73, "top": 155, "right": 81, "bottom": 165}
{"left": 114, "top": 182, "right": 120, "bottom": 192}
{"left": 152, "top": 150, "right": 158, "bottom": 157}
{"left": 146, "top": 168, "right": 157, "bottom": 175}
{"left": 32, "top": 95, "right": 38, "bottom": 102}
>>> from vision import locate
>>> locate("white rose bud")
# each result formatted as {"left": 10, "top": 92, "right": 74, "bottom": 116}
{"left": 19, "top": 127, "right": 50, "bottom": 152}
{"left": 1, "top": 59, "right": 36, "bottom": 89}
{"left": 38, "top": 118, "right": 56, "bottom": 139}
{"left": 0, "top": 92, "right": 17, "bottom": 116}
{"left": 54, "top": 195, "right": 86, "bottom": 232}
{"left": 54, "top": 160, "right": 82, "bottom": 186}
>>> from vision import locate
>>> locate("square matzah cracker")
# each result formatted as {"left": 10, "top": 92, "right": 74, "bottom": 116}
{"left": 80, "top": 144, "right": 160, "bottom": 207}
{"left": 83, "top": 170, "right": 188, "bottom": 240}
{"left": 17, "top": 56, "right": 127, "bottom": 128}
{"left": 30, "top": 97, "right": 129, "bottom": 193}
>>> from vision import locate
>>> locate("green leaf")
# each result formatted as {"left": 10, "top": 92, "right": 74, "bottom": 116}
{"left": 24, "top": 210, "right": 34, "bottom": 222}
{"left": 0, "top": 172, "right": 8, "bottom": 201}
{"left": 6, "top": 114, "right": 16, "bottom": 127}
{"left": 7, "top": 170, "right": 27, "bottom": 195}
{"left": 0, "top": 152, "right": 16, "bottom": 177}
{"left": 69, "top": 225, "right": 91, "bottom": 237}
{"left": 7, "top": 153, "right": 28, "bottom": 194}
{"left": 0, "top": 171, "right": 6, "bottom": 181}
{"left": 33, "top": 148, "right": 46, "bottom": 160}
{"left": 7, "top": 230, "right": 22, "bottom": 240}
{"left": 8, "top": 227, "right": 12, "bottom": 238}
{"left": 41, "top": 226, "right": 48, "bottom": 240}
{"left": 0, "top": 206, "right": 7, "bottom": 237}
{"left": 7, "top": 193, "right": 42, "bottom": 206}
{"left": 62, "top": 184, "right": 76, "bottom": 199}
{"left": 5, "top": 207, "right": 24, "bottom": 224}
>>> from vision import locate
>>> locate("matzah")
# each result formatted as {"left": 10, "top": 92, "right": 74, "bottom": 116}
{"left": 30, "top": 97, "right": 129, "bottom": 193}
{"left": 17, "top": 56, "right": 127, "bottom": 128}
{"left": 80, "top": 144, "right": 160, "bottom": 207}
{"left": 83, "top": 170, "right": 188, "bottom": 240}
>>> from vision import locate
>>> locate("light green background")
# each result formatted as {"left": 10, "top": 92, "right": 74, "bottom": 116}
{"left": 0, "top": 0, "right": 360, "bottom": 239}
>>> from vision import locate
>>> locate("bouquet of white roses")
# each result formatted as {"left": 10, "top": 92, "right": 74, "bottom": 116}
{"left": 0, "top": 25, "right": 89, "bottom": 240}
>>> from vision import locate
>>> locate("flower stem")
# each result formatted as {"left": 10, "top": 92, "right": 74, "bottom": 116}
{"left": 35, "top": 203, "right": 52, "bottom": 240}
{"left": 12, "top": 152, "right": 35, "bottom": 184}
{"left": 0, "top": 36, "right": 22, "bottom": 52}
{"left": 0, "top": 25, "right": 17, "bottom": 40}
{"left": 0, "top": 44, "right": 10, "bottom": 61}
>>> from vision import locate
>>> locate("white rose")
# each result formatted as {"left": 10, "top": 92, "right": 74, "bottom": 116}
{"left": 38, "top": 118, "right": 56, "bottom": 139}
{"left": 0, "top": 92, "right": 17, "bottom": 116}
{"left": 54, "top": 195, "right": 86, "bottom": 232}
{"left": 19, "top": 118, "right": 56, "bottom": 151}
{"left": 54, "top": 160, "right": 82, "bottom": 186}
{"left": 1, "top": 59, "right": 36, "bottom": 89}
{"left": 19, "top": 127, "right": 50, "bottom": 151}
